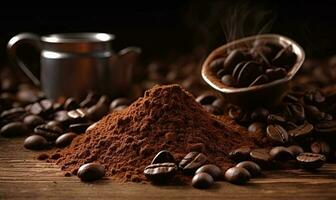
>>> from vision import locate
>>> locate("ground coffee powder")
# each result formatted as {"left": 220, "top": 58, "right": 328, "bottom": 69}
{"left": 54, "top": 84, "right": 254, "bottom": 183}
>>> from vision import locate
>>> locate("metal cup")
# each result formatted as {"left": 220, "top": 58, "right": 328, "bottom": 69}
{"left": 7, "top": 32, "right": 141, "bottom": 100}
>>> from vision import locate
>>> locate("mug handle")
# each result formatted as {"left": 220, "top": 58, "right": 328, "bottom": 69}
{"left": 118, "top": 46, "right": 142, "bottom": 84}
{"left": 7, "top": 33, "right": 41, "bottom": 86}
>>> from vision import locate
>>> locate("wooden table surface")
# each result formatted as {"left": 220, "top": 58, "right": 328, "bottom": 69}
{"left": 0, "top": 137, "right": 336, "bottom": 200}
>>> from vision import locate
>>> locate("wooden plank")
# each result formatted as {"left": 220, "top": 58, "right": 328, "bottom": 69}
{"left": 0, "top": 137, "right": 336, "bottom": 200}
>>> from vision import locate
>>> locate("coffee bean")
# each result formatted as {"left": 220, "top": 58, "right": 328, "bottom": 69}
{"left": 179, "top": 152, "right": 207, "bottom": 174}
{"left": 195, "top": 93, "right": 217, "bottom": 105}
{"left": 237, "top": 61, "right": 263, "bottom": 87}
{"left": 0, "top": 107, "right": 27, "bottom": 125}
{"left": 248, "top": 122, "right": 266, "bottom": 133}
{"left": 47, "top": 120, "right": 63, "bottom": 129}
{"left": 272, "top": 45, "right": 297, "bottom": 69}
{"left": 151, "top": 150, "right": 175, "bottom": 164}
{"left": 236, "top": 161, "right": 261, "bottom": 177}
{"left": 202, "top": 105, "right": 222, "bottom": 115}
{"left": 30, "top": 99, "right": 53, "bottom": 117}
{"left": 209, "top": 57, "right": 225, "bottom": 72}
{"left": 64, "top": 98, "right": 79, "bottom": 110}
{"left": 310, "top": 140, "right": 331, "bottom": 157}
{"left": 232, "top": 61, "right": 247, "bottom": 80}
{"left": 86, "top": 122, "right": 97, "bottom": 133}
{"left": 221, "top": 75, "right": 236, "bottom": 86}
{"left": 144, "top": 163, "right": 177, "bottom": 183}
{"left": 67, "top": 108, "right": 87, "bottom": 123}
{"left": 315, "top": 120, "right": 336, "bottom": 135}
{"left": 77, "top": 163, "right": 105, "bottom": 182}
{"left": 288, "top": 122, "right": 313, "bottom": 139}
{"left": 216, "top": 69, "right": 226, "bottom": 77}
{"left": 212, "top": 98, "right": 225, "bottom": 110}
{"left": 305, "top": 105, "right": 325, "bottom": 122}
{"left": 269, "top": 146, "right": 293, "bottom": 161}
{"left": 69, "top": 122, "right": 91, "bottom": 133}
{"left": 80, "top": 92, "right": 99, "bottom": 108}
{"left": 228, "top": 106, "right": 244, "bottom": 121}
{"left": 224, "top": 50, "right": 246, "bottom": 74}
{"left": 304, "top": 90, "right": 325, "bottom": 105}
{"left": 34, "top": 124, "right": 63, "bottom": 141}
{"left": 284, "top": 103, "right": 305, "bottom": 123}
{"left": 87, "top": 103, "right": 109, "bottom": 121}
{"left": 251, "top": 107, "right": 269, "bottom": 122}
{"left": 53, "top": 102, "right": 64, "bottom": 112}
{"left": 229, "top": 147, "right": 252, "bottom": 162}
{"left": 110, "top": 98, "right": 131, "bottom": 110}
{"left": 24, "top": 135, "right": 48, "bottom": 150}
{"left": 267, "top": 114, "right": 286, "bottom": 125}
{"left": 23, "top": 115, "right": 44, "bottom": 129}
{"left": 55, "top": 132, "right": 78, "bottom": 148}
{"left": 0, "top": 122, "right": 28, "bottom": 137}
{"left": 266, "top": 124, "right": 289, "bottom": 144}
{"left": 287, "top": 145, "right": 304, "bottom": 157}
{"left": 192, "top": 172, "right": 214, "bottom": 189}
{"left": 249, "top": 74, "right": 269, "bottom": 87}
{"left": 195, "top": 164, "right": 222, "bottom": 181}
{"left": 224, "top": 167, "right": 251, "bottom": 185}
{"left": 265, "top": 68, "right": 287, "bottom": 81}
{"left": 249, "top": 148, "right": 272, "bottom": 168}
{"left": 296, "top": 153, "right": 326, "bottom": 170}
{"left": 54, "top": 110, "right": 71, "bottom": 125}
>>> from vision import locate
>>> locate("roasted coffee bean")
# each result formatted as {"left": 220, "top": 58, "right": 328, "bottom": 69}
{"left": 232, "top": 61, "right": 246, "bottom": 80}
{"left": 195, "top": 93, "right": 217, "bottom": 105}
{"left": 0, "top": 122, "right": 28, "bottom": 137}
{"left": 265, "top": 68, "right": 287, "bottom": 81}
{"left": 55, "top": 132, "right": 78, "bottom": 148}
{"left": 54, "top": 110, "right": 71, "bottom": 125}
{"left": 87, "top": 103, "right": 109, "bottom": 121}
{"left": 224, "top": 49, "right": 246, "bottom": 73}
{"left": 80, "top": 92, "right": 99, "bottom": 108}
{"left": 266, "top": 124, "right": 289, "bottom": 144}
{"left": 192, "top": 172, "right": 214, "bottom": 189}
{"left": 209, "top": 57, "right": 225, "bottom": 72}
{"left": 64, "top": 98, "right": 79, "bottom": 110}
{"left": 269, "top": 146, "right": 293, "bottom": 161}
{"left": 110, "top": 98, "right": 131, "bottom": 110}
{"left": 283, "top": 93, "right": 299, "bottom": 103}
{"left": 212, "top": 98, "right": 225, "bottom": 109}
{"left": 151, "top": 150, "right": 175, "bottom": 164}
{"left": 86, "top": 122, "right": 97, "bottom": 133}
{"left": 251, "top": 107, "right": 269, "bottom": 122}
{"left": 237, "top": 61, "right": 263, "bottom": 87}
{"left": 30, "top": 99, "right": 53, "bottom": 117}
{"left": 267, "top": 114, "right": 286, "bottom": 125}
{"left": 249, "top": 74, "right": 269, "bottom": 87}
{"left": 69, "top": 123, "right": 92, "bottom": 134}
{"left": 296, "top": 153, "right": 326, "bottom": 170}
{"left": 77, "top": 163, "right": 106, "bottom": 182}
{"left": 53, "top": 102, "right": 64, "bottom": 112}
{"left": 304, "top": 90, "right": 325, "bottom": 105}
{"left": 113, "top": 105, "right": 128, "bottom": 111}
{"left": 284, "top": 103, "right": 305, "bottom": 123}
{"left": 179, "top": 152, "right": 207, "bottom": 174}
{"left": 314, "top": 120, "right": 336, "bottom": 135}
{"left": 221, "top": 75, "right": 236, "bottom": 86}
{"left": 248, "top": 122, "right": 266, "bottom": 133}
{"left": 0, "top": 107, "right": 27, "bottom": 125}
{"left": 23, "top": 115, "right": 44, "bottom": 129}
{"left": 67, "top": 108, "right": 87, "bottom": 122}
{"left": 144, "top": 163, "right": 177, "bottom": 183}
{"left": 24, "top": 135, "right": 48, "bottom": 150}
{"left": 34, "top": 124, "right": 64, "bottom": 141}
{"left": 47, "top": 120, "right": 63, "bottom": 129}
{"left": 249, "top": 148, "right": 272, "bottom": 168}
{"left": 288, "top": 122, "right": 313, "bottom": 139}
{"left": 216, "top": 69, "right": 226, "bottom": 77}
{"left": 236, "top": 161, "right": 261, "bottom": 177}
{"left": 272, "top": 45, "right": 297, "bottom": 69}
{"left": 305, "top": 105, "right": 325, "bottom": 122}
{"left": 228, "top": 106, "right": 244, "bottom": 121}
{"left": 229, "top": 147, "right": 252, "bottom": 162}
{"left": 195, "top": 164, "right": 222, "bottom": 181}
{"left": 310, "top": 141, "right": 331, "bottom": 157}
{"left": 224, "top": 167, "right": 251, "bottom": 185}
{"left": 287, "top": 145, "right": 304, "bottom": 157}
{"left": 202, "top": 105, "right": 222, "bottom": 115}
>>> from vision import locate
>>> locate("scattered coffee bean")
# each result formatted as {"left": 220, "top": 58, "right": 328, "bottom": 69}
{"left": 34, "top": 124, "right": 64, "bottom": 141}
{"left": 0, "top": 122, "right": 28, "bottom": 137}
{"left": 229, "top": 147, "right": 252, "bottom": 162}
{"left": 236, "top": 161, "right": 261, "bottom": 177}
{"left": 80, "top": 92, "right": 99, "bottom": 108}
{"left": 195, "top": 164, "right": 222, "bottom": 181}
{"left": 151, "top": 150, "right": 175, "bottom": 164}
{"left": 195, "top": 93, "right": 217, "bottom": 105}
{"left": 144, "top": 163, "right": 177, "bottom": 183}
{"left": 287, "top": 145, "right": 304, "bottom": 157}
{"left": 192, "top": 172, "right": 214, "bottom": 189}
{"left": 67, "top": 108, "right": 87, "bottom": 123}
{"left": 55, "top": 132, "right": 78, "bottom": 148}
{"left": 315, "top": 120, "right": 336, "bottom": 134}
{"left": 110, "top": 98, "right": 131, "bottom": 110}
{"left": 179, "top": 152, "right": 207, "bottom": 175}
{"left": 249, "top": 148, "right": 272, "bottom": 169}
{"left": 69, "top": 123, "right": 92, "bottom": 134}
{"left": 64, "top": 98, "right": 79, "bottom": 110}
{"left": 30, "top": 99, "right": 53, "bottom": 117}
{"left": 296, "top": 153, "right": 326, "bottom": 170}
{"left": 266, "top": 124, "right": 289, "bottom": 144}
{"left": 23, "top": 115, "right": 44, "bottom": 129}
{"left": 251, "top": 108, "right": 269, "bottom": 122}
{"left": 0, "top": 107, "right": 27, "bottom": 125}
{"left": 77, "top": 163, "right": 106, "bottom": 182}
{"left": 87, "top": 103, "right": 109, "bottom": 121}
{"left": 288, "top": 122, "right": 313, "bottom": 139}
{"left": 223, "top": 49, "right": 246, "bottom": 74}
{"left": 310, "top": 141, "right": 331, "bottom": 157}
{"left": 24, "top": 135, "right": 48, "bottom": 150}
{"left": 225, "top": 167, "right": 251, "bottom": 184}
{"left": 269, "top": 146, "right": 293, "bottom": 161}
{"left": 267, "top": 114, "right": 286, "bottom": 125}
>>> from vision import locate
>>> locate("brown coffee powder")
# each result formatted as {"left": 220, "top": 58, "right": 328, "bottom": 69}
{"left": 54, "top": 84, "right": 254, "bottom": 183}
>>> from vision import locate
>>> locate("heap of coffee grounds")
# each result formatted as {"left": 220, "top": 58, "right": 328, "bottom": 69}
{"left": 54, "top": 84, "right": 254, "bottom": 183}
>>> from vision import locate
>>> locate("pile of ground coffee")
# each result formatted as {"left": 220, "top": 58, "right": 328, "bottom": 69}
{"left": 54, "top": 84, "right": 254, "bottom": 183}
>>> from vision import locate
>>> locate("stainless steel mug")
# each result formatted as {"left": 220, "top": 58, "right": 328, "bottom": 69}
{"left": 7, "top": 32, "right": 141, "bottom": 100}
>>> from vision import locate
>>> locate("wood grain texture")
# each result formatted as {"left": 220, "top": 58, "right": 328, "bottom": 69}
{"left": 0, "top": 137, "right": 336, "bottom": 200}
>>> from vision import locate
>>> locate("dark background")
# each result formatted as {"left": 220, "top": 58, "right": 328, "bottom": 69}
{"left": 1, "top": 0, "right": 336, "bottom": 66}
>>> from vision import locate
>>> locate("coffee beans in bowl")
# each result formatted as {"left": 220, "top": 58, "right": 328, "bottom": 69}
{"left": 201, "top": 34, "right": 305, "bottom": 107}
